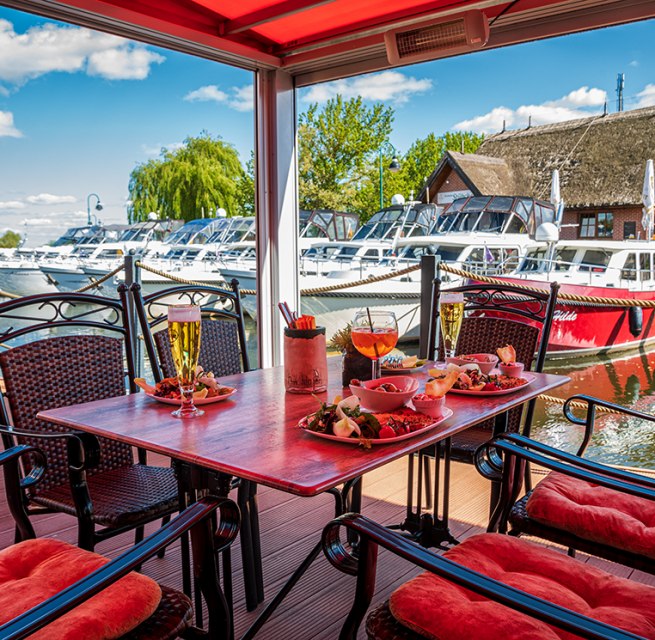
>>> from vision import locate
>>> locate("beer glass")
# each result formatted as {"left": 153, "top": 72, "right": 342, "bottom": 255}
{"left": 168, "top": 305, "right": 203, "bottom": 418}
{"left": 351, "top": 310, "right": 398, "bottom": 380}
{"left": 439, "top": 293, "right": 464, "bottom": 359}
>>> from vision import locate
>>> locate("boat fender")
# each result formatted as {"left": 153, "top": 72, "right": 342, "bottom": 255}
{"left": 629, "top": 306, "right": 643, "bottom": 337}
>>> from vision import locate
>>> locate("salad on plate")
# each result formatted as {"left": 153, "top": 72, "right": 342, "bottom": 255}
{"left": 135, "top": 367, "right": 234, "bottom": 401}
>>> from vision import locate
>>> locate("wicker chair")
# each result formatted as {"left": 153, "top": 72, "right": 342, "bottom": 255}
{"left": 404, "top": 278, "right": 559, "bottom": 532}
{"left": 0, "top": 289, "right": 179, "bottom": 551}
{"left": 130, "top": 281, "right": 263, "bottom": 611}
{"left": 0, "top": 440, "right": 239, "bottom": 640}
{"left": 481, "top": 398, "right": 655, "bottom": 574}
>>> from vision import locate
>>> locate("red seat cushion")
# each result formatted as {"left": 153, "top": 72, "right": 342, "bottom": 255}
{"left": 0, "top": 538, "right": 161, "bottom": 639}
{"left": 389, "top": 533, "right": 655, "bottom": 640}
{"left": 526, "top": 471, "right": 655, "bottom": 559}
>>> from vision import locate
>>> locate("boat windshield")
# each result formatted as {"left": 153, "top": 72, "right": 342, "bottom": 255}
{"left": 352, "top": 204, "right": 434, "bottom": 241}
{"left": 299, "top": 210, "right": 359, "bottom": 241}
{"left": 51, "top": 226, "right": 102, "bottom": 247}
{"left": 221, "top": 218, "right": 255, "bottom": 243}
{"left": 397, "top": 244, "right": 463, "bottom": 262}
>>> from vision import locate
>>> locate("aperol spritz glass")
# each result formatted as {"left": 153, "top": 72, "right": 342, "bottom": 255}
{"left": 351, "top": 310, "right": 398, "bottom": 380}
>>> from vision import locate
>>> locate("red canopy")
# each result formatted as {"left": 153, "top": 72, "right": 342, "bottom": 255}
{"left": 12, "top": 0, "right": 654, "bottom": 84}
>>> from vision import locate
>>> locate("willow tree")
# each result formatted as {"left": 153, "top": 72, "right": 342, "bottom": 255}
{"left": 128, "top": 133, "right": 245, "bottom": 221}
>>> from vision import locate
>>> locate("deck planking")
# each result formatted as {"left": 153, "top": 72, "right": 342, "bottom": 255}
{"left": 0, "top": 451, "right": 647, "bottom": 639}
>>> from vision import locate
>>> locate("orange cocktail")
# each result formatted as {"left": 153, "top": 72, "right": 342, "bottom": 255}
{"left": 351, "top": 327, "right": 398, "bottom": 360}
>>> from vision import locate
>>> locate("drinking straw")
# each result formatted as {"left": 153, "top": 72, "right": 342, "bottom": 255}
{"left": 277, "top": 302, "right": 293, "bottom": 328}
{"left": 366, "top": 307, "right": 380, "bottom": 360}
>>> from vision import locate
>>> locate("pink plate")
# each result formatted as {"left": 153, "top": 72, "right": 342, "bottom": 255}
{"left": 298, "top": 407, "right": 453, "bottom": 445}
{"left": 145, "top": 387, "right": 236, "bottom": 406}
{"left": 448, "top": 373, "right": 535, "bottom": 396}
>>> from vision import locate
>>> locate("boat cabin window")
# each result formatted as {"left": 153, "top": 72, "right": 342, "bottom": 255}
{"left": 363, "top": 249, "right": 380, "bottom": 261}
{"left": 641, "top": 253, "right": 652, "bottom": 281}
{"left": 578, "top": 250, "right": 610, "bottom": 272}
{"left": 98, "top": 248, "right": 124, "bottom": 259}
{"left": 475, "top": 211, "right": 505, "bottom": 233}
{"left": 622, "top": 253, "right": 637, "bottom": 281}
{"left": 554, "top": 248, "right": 576, "bottom": 271}
{"left": 519, "top": 249, "right": 547, "bottom": 272}
{"left": 488, "top": 196, "right": 514, "bottom": 212}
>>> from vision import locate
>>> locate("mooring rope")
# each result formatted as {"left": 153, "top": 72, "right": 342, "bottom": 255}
{"left": 439, "top": 263, "right": 655, "bottom": 308}
{"left": 537, "top": 394, "right": 624, "bottom": 415}
{"left": 73, "top": 264, "right": 125, "bottom": 293}
{"left": 0, "top": 289, "right": 19, "bottom": 299}
{"left": 135, "top": 261, "right": 210, "bottom": 287}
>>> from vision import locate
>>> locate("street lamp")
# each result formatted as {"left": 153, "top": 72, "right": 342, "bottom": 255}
{"left": 379, "top": 142, "right": 401, "bottom": 209}
{"left": 86, "top": 193, "right": 103, "bottom": 226}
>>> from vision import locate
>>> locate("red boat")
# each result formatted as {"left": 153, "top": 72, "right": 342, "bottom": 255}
{"left": 487, "top": 240, "right": 655, "bottom": 357}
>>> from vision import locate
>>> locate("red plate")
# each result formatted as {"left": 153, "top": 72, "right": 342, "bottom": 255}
{"left": 145, "top": 387, "right": 236, "bottom": 406}
{"left": 447, "top": 373, "right": 535, "bottom": 396}
{"left": 298, "top": 407, "right": 453, "bottom": 445}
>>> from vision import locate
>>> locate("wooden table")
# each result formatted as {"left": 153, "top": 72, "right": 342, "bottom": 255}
{"left": 39, "top": 358, "right": 569, "bottom": 639}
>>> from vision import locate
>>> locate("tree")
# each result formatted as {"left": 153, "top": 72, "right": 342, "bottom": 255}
{"left": 236, "top": 152, "right": 255, "bottom": 217}
{"left": 397, "top": 131, "right": 484, "bottom": 201}
{"left": 0, "top": 230, "right": 21, "bottom": 249}
{"left": 128, "top": 133, "right": 245, "bottom": 222}
{"left": 298, "top": 96, "right": 394, "bottom": 218}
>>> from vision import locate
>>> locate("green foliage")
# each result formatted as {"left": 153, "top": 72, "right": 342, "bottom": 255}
{"left": 297, "top": 97, "right": 483, "bottom": 220}
{"left": 236, "top": 152, "right": 255, "bottom": 217}
{"left": 298, "top": 96, "right": 394, "bottom": 218}
{"left": 0, "top": 230, "right": 21, "bottom": 249}
{"left": 128, "top": 133, "right": 245, "bottom": 222}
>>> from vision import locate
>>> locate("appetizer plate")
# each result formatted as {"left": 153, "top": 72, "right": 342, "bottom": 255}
{"left": 298, "top": 407, "right": 453, "bottom": 445}
{"left": 146, "top": 387, "right": 236, "bottom": 406}
{"left": 380, "top": 363, "right": 426, "bottom": 375}
{"left": 447, "top": 373, "right": 535, "bottom": 396}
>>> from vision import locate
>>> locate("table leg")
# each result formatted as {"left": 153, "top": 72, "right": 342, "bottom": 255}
{"left": 238, "top": 480, "right": 264, "bottom": 611}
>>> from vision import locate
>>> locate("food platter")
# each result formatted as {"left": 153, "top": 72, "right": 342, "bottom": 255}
{"left": 298, "top": 407, "right": 452, "bottom": 445}
{"left": 145, "top": 387, "right": 236, "bottom": 406}
{"left": 447, "top": 373, "right": 535, "bottom": 396}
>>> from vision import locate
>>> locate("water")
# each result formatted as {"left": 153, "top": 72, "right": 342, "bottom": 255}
{"left": 532, "top": 350, "right": 655, "bottom": 469}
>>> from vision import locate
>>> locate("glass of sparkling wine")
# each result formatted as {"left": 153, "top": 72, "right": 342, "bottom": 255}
{"left": 351, "top": 309, "right": 398, "bottom": 380}
{"left": 440, "top": 293, "right": 465, "bottom": 359}
{"left": 168, "top": 305, "right": 203, "bottom": 419}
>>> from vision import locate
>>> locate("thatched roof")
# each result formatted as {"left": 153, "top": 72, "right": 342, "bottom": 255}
{"left": 477, "top": 106, "right": 655, "bottom": 208}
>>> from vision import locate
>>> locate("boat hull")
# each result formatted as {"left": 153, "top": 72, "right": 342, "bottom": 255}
{"left": 0, "top": 266, "right": 59, "bottom": 296}
{"left": 488, "top": 279, "right": 655, "bottom": 357}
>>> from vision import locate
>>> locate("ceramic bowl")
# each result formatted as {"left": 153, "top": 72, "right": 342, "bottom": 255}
{"left": 446, "top": 353, "right": 499, "bottom": 375}
{"left": 349, "top": 376, "right": 419, "bottom": 412}
{"left": 411, "top": 395, "right": 447, "bottom": 419}
{"left": 499, "top": 362, "right": 525, "bottom": 377}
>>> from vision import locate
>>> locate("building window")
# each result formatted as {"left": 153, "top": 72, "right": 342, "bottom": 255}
{"left": 624, "top": 221, "right": 637, "bottom": 239}
{"left": 579, "top": 212, "right": 614, "bottom": 238}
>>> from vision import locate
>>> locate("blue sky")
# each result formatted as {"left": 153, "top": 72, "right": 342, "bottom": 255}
{"left": 0, "top": 6, "right": 653, "bottom": 246}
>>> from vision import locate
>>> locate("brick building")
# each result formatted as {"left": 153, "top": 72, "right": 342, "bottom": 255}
{"left": 421, "top": 106, "right": 655, "bottom": 241}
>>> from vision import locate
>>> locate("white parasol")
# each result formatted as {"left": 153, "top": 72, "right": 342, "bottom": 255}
{"left": 642, "top": 159, "right": 655, "bottom": 241}
{"left": 551, "top": 169, "right": 564, "bottom": 226}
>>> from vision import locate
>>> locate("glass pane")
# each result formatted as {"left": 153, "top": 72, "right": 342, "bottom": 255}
{"left": 579, "top": 250, "right": 610, "bottom": 272}
{"left": 640, "top": 253, "right": 652, "bottom": 280}
{"left": 622, "top": 253, "right": 637, "bottom": 280}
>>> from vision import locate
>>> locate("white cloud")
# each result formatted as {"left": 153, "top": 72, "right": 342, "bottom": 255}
{"left": 25, "top": 193, "right": 76, "bottom": 205}
{"left": 636, "top": 84, "right": 655, "bottom": 108}
{"left": 0, "top": 19, "right": 164, "bottom": 85}
{"left": 228, "top": 85, "right": 253, "bottom": 112}
{"left": 184, "top": 83, "right": 253, "bottom": 112}
{"left": 0, "top": 200, "right": 25, "bottom": 210}
{"left": 630, "top": 60, "right": 639, "bottom": 67}
{"left": 453, "top": 86, "right": 608, "bottom": 134}
{"left": 0, "top": 110, "right": 21, "bottom": 137}
{"left": 87, "top": 46, "right": 164, "bottom": 80}
{"left": 302, "top": 71, "right": 432, "bottom": 104}
{"left": 22, "top": 217, "right": 52, "bottom": 225}
{"left": 184, "top": 85, "right": 228, "bottom": 103}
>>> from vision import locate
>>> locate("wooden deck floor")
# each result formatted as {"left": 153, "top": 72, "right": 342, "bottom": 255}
{"left": 2, "top": 454, "right": 653, "bottom": 639}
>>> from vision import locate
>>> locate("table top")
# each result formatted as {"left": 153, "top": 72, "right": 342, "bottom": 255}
{"left": 39, "top": 359, "right": 568, "bottom": 497}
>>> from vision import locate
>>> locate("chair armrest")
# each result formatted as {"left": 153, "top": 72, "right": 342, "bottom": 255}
{"left": 323, "top": 513, "right": 642, "bottom": 640}
{"left": 0, "top": 424, "right": 101, "bottom": 471}
{"left": 564, "top": 394, "right": 655, "bottom": 456}
{"left": 0, "top": 444, "right": 47, "bottom": 491}
{"left": 0, "top": 495, "right": 240, "bottom": 640}
{"left": 481, "top": 433, "right": 655, "bottom": 498}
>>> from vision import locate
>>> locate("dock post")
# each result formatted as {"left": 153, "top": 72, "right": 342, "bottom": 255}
{"left": 418, "top": 255, "right": 437, "bottom": 359}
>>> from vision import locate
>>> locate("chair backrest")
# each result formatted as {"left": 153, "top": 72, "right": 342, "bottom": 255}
{"left": 427, "top": 279, "right": 559, "bottom": 436}
{"left": 0, "top": 290, "right": 137, "bottom": 491}
{"left": 131, "top": 281, "right": 251, "bottom": 383}
{"left": 427, "top": 279, "right": 559, "bottom": 372}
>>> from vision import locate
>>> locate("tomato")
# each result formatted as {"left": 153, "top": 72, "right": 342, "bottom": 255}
{"left": 482, "top": 382, "right": 498, "bottom": 392}
{"left": 378, "top": 426, "right": 396, "bottom": 439}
